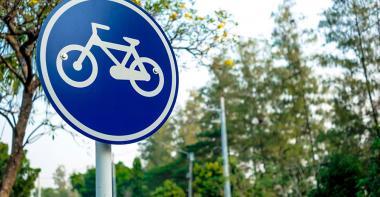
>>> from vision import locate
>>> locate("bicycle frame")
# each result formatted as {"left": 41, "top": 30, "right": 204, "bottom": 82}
{"left": 75, "top": 29, "right": 150, "bottom": 81}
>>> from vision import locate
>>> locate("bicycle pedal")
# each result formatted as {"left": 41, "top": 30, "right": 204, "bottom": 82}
{"left": 110, "top": 66, "right": 131, "bottom": 80}
{"left": 110, "top": 65, "right": 150, "bottom": 81}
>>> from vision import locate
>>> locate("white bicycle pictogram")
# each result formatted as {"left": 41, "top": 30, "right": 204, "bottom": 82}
{"left": 56, "top": 23, "right": 164, "bottom": 97}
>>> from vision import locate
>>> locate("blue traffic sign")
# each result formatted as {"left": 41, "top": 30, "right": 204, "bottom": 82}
{"left": 37, "top": 0, "right": 178, "bottom": 144}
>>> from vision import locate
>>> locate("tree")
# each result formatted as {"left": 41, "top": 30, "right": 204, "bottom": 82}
{"left": 151, "top": 180, "right": 185, "bottom": 197}
{"left": 175, "top": 1, "right": 328, "bottom": 194}
{"left": 0, "top": 142, "right": 40, "bottom": 197}
{"left": 38, "top": 187, "right": 79, "bottom": 197}
{"left": 139, "top": 91, "right": 205, "bottom": 171}
{"left": 0, "top": 0, "right": 230, "bottom": 195}
{"left": 137, "top": 0, "right": 235, "bottom": 169}
{"left": 314, "top": 1, "right": 380, "bottom": 195}
{"left": 0, "top": 1, "right": 59, "bottom": 195}
{"left": 70, "top": 168, "right": 96, "bottom": 197}
{"left": 318, "top": 0, "right": 380, "bottom": 171}
{"left": 128, "top": 158, "right": 148, "bottom": 197}
{"left": 317, "top": 0, "right": 380, "bottom": 162}
{"left": 266, "top": 0, "right": 327, "bottom": 194}
{"left": 174, "top": 93, "right": 204, "bottom": 147}
{"left": 114, "top": 161, "right": 133, "bottom": 196}
{"left": 34, "top": 165, "right": 78, "bottom": 197}
{"left": 319, "top": 0, "right": 380, "bottom": 138}
{"left": 143, "top": 155, "right": 189, "bottom": 192}
{"left": 139, "top": 122, "right": 176, "bottom": 169}
{"left": 70, "top": 158, "right": 150, "bottom": 197}
{"left": 53, "top": 165, "right": 67, "bottom": 191}
{"left": 309, "top": 154, "right": 364, "bottom": 197}
{"left": 193, "top": 161, "right": 224, "bottom": 197}
{"left": 39, "top": 188, "right": 61, "bottom": 197}
{"left": 38, "top": 165, "right": 79, "bottom": 197}
{"left": 357, "top": 138, "right": 380, "bottom": 196}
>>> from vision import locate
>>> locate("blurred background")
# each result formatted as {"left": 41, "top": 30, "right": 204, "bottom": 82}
{"left": 0, "top": 0, "right": 379, "bottom": 196}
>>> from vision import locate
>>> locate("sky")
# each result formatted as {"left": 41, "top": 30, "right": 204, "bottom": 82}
{"left": 0, "top": 0, "right": 331, "bottom": 188}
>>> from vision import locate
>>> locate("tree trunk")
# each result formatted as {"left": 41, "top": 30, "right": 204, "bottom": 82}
{"left": 0, "top": 88, "right": 34, "bottom": 196}
{"left": 353, "top": 8, "right": 380, "bottom": 136}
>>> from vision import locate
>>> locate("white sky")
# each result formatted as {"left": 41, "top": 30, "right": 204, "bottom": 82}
{"left": 0, "top": 0, "right": 331, "bottom": 188}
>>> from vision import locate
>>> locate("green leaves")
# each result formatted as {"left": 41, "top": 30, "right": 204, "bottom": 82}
{"left": 320, "top": 0, "right": 380, "bottom": 136}
{"left": 193, "top": 161, "right": 224, "bottom": 197}
{"left": 310, "top": 154, "right": 364, "bottom": 197}
{"left": 70, "top": 169, "right": 96, "bottom": 197}
{"left": 151, "top": 180, "right": 186, "bottom": 197}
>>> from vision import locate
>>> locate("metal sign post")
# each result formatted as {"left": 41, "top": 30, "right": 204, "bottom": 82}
{"left": 112, "top": 154, "right": 117, "bottom": 197}
{"left": 96, "top": 142, "right": 112, "bottom": 197}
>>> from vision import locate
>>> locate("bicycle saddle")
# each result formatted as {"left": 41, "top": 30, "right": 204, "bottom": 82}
{"left": 123, "top": 37, "right": 140, "bottom": 46}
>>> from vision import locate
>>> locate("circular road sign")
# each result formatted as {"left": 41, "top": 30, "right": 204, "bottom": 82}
{"left": 37, "top": 0, "right": 178, "bottom": 144}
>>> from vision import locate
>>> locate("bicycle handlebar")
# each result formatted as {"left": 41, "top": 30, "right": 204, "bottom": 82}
{"left": 92, "top": 23, "right": 110, "bottom": 33}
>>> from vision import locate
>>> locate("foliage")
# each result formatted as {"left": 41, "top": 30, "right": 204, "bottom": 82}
{"left": 139, "top": 122, "right": 176, "bottom": 169}
{"left": 310, "top": 0, "right": 380, "bottom": 196}
{"left": 262, "top": 1, "right": 326, "bottom": 194}
{"left": 143, "top": 157, "right": 188, "bottom": 192}
{"left": 70, "top": 168, "right": 96, "bottom": 197}
{"left": 309, "top": 154, "right": 364, "bottom": 197}
{"left": 357, "top": 138, "right": 380, "bottom": 196}
{"left": 193, "top": 161, "right": 224, "bottom": 197}
{"left": 319, "top": 0, "right": 380, "bottom": 137}
{"left": 40, "top": 188, "right": 61, "bottom": 197}
{"left": 53, "top": 165, "right": 68, "bottom": 191}
{"left": 70, "top": 158, "right": 150, "bottom": 197}
{"left": 37, "top": 165, "right": 78, "bottom": 197}
{"left": 38, "top": 187, "right": 78, "bottom": 197}
{"left": 128, "top": 158, "right": 148, "bottom": 197}
{"left": 114, "top": 161, "right": 132, "bottom": 196}
{"left": 151, "top": 180, "right": 185, "bottom": 197}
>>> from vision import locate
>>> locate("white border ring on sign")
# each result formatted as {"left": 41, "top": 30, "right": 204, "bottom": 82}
{"left": 39, "top": 0, "right": 177, "bottom": 142}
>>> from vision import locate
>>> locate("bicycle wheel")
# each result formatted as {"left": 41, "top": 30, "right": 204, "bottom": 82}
{"left": 56, "top": 44, "right": 98, "bottom": 88}
{"left": 130, "top": 57, "right": 164, "bottom": 97}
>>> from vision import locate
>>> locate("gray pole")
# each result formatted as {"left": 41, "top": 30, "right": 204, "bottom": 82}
{"left": 112, "top": 154, "right": 117, "bottom": 197}
{"left": 220, "top": 97, "right": 232, "bottom": 197}
{"left": 188, "top": 152, "right": 194, "bottom": 197}
{"left": 96, "top": 142, "right": 112, "bottom": 197}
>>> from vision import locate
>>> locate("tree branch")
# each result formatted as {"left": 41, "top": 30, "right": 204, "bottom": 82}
{"left": 0, "top": 110, "right": 15, "bottom": 130}
{"left": 0, "top": 55, "right": 25, "bottom": 83}
{"left": 2, "top": 0, "right": 24, "bottom": 35}
{"left": 23, "top": 121, "right": 46, "bottom": 147}
{"left": 4, "top": 34, "right": 29, "bottom": 83}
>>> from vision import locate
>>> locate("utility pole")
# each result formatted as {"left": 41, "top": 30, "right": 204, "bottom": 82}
{"left": 178, "top": 149, "right": 194, "bottom": 197}
{"left": 220, "top": 97, "right": 232, "bottom": 197}
{"left": 158, "top": 142, "right": 194, "bottom": 197}
{"left": 188, "top": 152, "right": 194, "bottom": 197}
